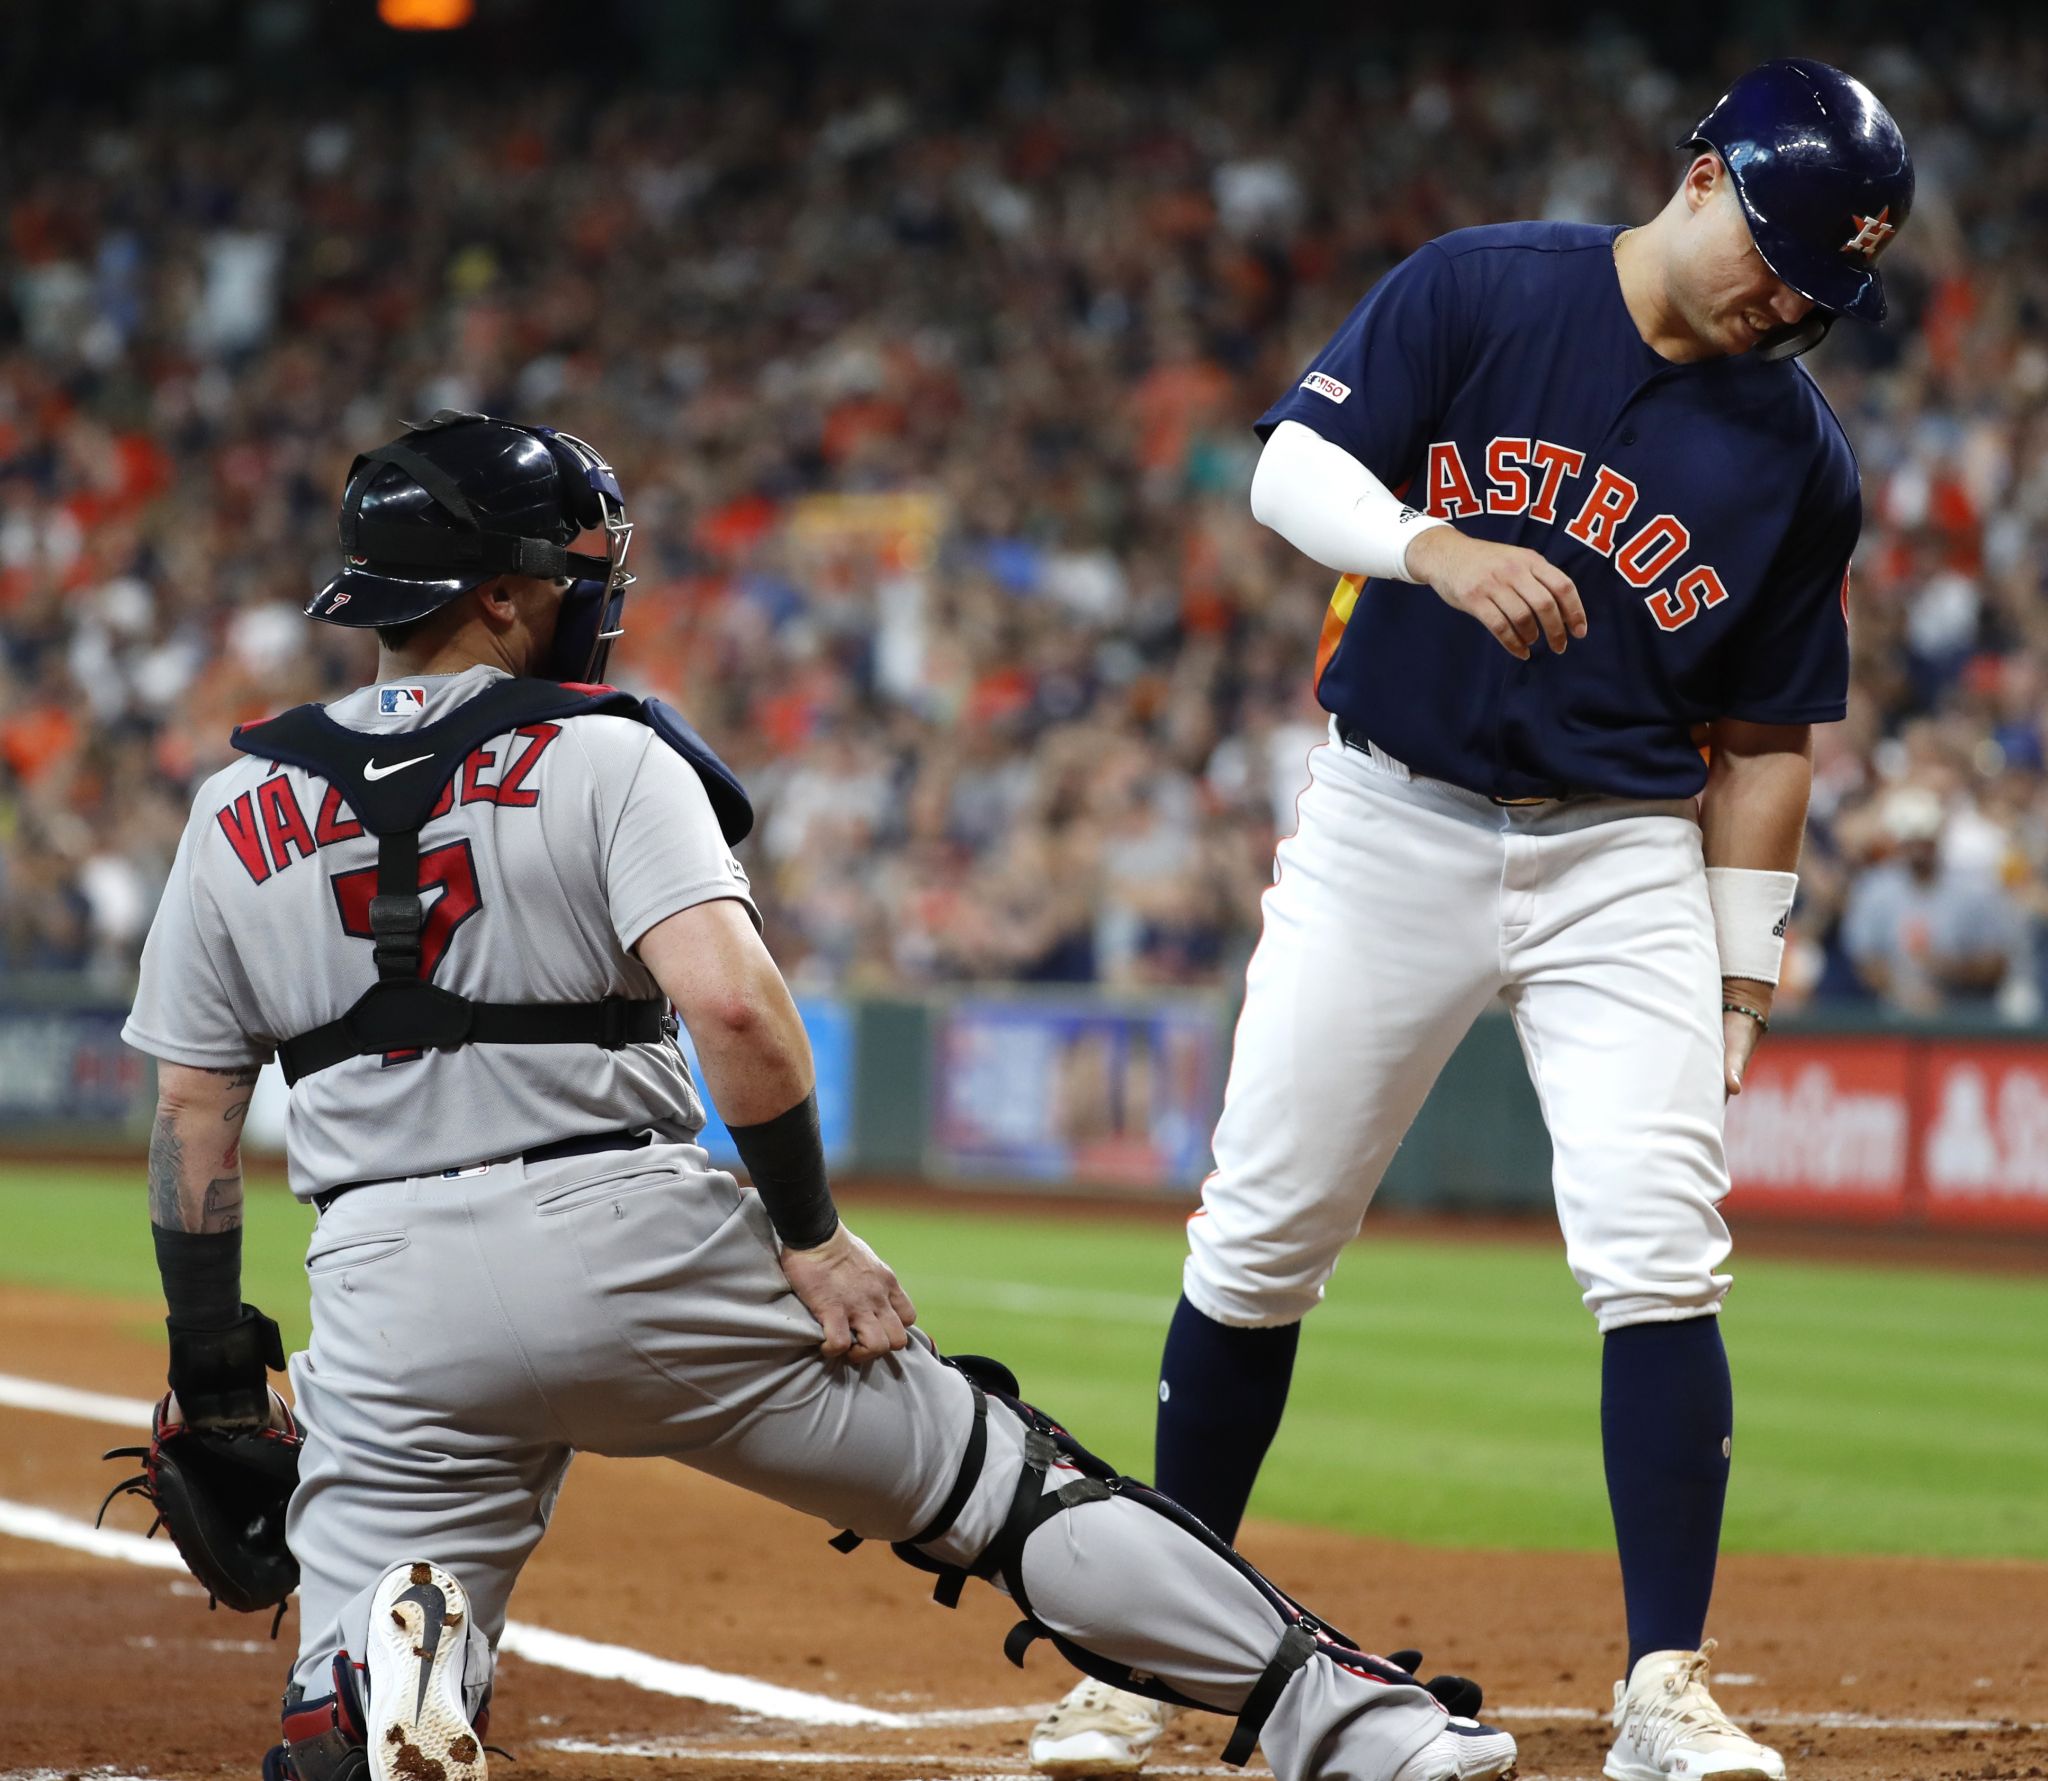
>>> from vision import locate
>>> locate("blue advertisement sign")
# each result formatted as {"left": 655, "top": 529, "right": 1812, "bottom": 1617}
{"left": 931, "top": 996, "right": 1225, "bottom": 1192}
{"left": 676, "top": 996, "right": 855, "bottom": 1167}
{"left": 0, "top": 1004, "right": 152, "bottom": 1128}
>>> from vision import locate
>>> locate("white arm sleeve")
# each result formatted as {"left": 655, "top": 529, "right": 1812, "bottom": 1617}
{"left": 1248, "top": 418, "right": 1448, "bottom": 584}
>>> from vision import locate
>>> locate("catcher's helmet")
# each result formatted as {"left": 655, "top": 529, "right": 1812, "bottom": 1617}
{"left": 308, "top": 410, "right": 635, "bottom": 683}
{"left": 1685, "top": 58, "right": 1913, "bottom": 359}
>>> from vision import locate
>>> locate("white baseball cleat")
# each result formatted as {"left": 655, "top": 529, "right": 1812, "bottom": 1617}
{"left": 1028, "top": 1679, "right": 1178, "bottom": 1776}
{"left": 1604, "top": 1642, "right": 1785, "bottom": 1780}
{"left": 1390, "top": 1716, "right": 1520, "bottom": 1781}
{"left": 367, "top": 1559, "right": 487, "bottom": 1781}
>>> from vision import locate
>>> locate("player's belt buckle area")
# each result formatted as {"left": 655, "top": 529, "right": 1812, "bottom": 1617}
{"left": 1334, "top": 722, "right": 1566, "bottom": 805}
{"left": 312, "top": 1128, "right": 651, "bottom": 1214}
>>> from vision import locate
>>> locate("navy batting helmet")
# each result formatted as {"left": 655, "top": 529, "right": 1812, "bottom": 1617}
{"left": 308, "top": 410, "right": 635, "bottom": 684}
{"left": 1686, "top": 58, "right": 1913, "bottom": 358}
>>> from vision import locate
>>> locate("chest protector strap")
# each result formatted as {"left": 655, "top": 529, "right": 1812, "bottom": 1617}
{"left": 230, "top": 677, "right": 752, "bottom": 1086}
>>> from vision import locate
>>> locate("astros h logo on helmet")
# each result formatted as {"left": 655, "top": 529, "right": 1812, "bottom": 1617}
{"left": 1842, "top": 206, "right": 1897, "bottom": 261}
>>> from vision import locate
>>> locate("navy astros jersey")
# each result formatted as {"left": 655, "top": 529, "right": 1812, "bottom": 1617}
{"left": 1257, "top": 222, "right": 1859, "bottom": 802}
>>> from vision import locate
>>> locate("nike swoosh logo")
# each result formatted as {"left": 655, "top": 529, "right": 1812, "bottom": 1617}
{"left": 396, "top": 1580, "right": 448, "bottom": 1722}
{"left": 364, "top": 754, "right": 433, "bottom": 781}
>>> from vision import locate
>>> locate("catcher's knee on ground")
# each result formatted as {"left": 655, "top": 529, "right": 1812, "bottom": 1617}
{"left": 830, "top": 1357, "right": 1455, "bottom": 1772}
{"left": 278, "top": 1567, "right": 494, "bottom": 1780}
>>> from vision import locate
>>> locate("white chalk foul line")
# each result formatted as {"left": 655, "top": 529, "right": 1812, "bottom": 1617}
{"left": 0, "top": 1497, "right": 187, "bottom": 1570}
{"left": 0, "top": 1371, "right": 156, "bottom": 1427}
{"left": 498, "top": 1621, "right": 903, "bottom": 1727}
{"left": 0, "top": 1496, "right": 904, "bottom": 1728}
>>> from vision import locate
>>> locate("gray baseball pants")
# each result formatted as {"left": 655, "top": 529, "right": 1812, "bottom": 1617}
{"left": 285, "top": 1142, "right": 1448, "bottom": 1781}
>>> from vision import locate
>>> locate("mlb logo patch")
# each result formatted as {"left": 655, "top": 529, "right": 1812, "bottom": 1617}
{"left": 1301, "top": 371, "right": 1351, "bottom": 405}
{"left": 378, "top": 684, "right": 428, "bottom": 716}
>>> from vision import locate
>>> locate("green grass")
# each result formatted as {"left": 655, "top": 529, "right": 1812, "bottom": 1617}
{"left": 3, "top": 1163, "right": 2043, "bottom": 1561}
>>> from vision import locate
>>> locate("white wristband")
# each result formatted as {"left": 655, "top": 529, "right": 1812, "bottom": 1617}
{"left": 1705, "top": 867, "right": 1797, "bottom": 986}
{"left": 1249, "top": 419, "right": 1449, "bottom": 584}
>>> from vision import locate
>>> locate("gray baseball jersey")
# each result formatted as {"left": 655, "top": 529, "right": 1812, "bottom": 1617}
{"left": 125, "top": 663, "right": 1470, "bottom": 1781}
{"left": 123, "top": 665, "right": 756, "bottom": 1195}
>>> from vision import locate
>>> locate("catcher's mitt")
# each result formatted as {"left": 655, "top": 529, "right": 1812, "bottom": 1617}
{"left": 98, "top": 1389, "right": 304, "bottom": 1636}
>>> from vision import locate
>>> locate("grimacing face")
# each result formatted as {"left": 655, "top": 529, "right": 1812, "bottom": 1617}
{"left": 1670, "top": 157, "right": 1817, "bottom": 357}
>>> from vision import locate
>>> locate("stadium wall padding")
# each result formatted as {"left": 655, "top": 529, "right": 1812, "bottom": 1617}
{"left": 9, "top": 985, "right": 2048, "bottom": 1229}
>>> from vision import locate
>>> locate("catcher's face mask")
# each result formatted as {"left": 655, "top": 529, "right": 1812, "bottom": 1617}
{"left": 529, "top": 426, "right": 635, "bottom": 686}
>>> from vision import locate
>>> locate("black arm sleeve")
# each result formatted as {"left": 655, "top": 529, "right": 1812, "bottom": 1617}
{"left": 152, "top": 1224, "right": 243, "bottom": 1329}
{"left": 726, "top": 1091, "right": 840, "bottom": 1250}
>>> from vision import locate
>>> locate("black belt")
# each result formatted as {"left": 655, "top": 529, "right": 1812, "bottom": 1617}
{"left": 1333, "top": 719, "right": 1567, "bottom": 806}
{"left": 312, "top": 1127, "right": 652, "bottom": 1213}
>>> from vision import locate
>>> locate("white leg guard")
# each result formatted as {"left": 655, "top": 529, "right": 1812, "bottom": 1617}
{"left": 888, "top": 1380, "right": 1452, "bottom": 1781}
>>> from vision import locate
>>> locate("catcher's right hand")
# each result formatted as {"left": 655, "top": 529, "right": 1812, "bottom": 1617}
{"left": 778, "top": 1222, "right": 917, "bottom": 1363}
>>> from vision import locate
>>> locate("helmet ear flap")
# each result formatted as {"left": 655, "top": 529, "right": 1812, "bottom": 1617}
{"left": 531, "top": 429, "right": 610, "bottom": 533}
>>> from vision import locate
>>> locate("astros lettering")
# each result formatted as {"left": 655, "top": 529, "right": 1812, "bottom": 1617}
{"left": 1427, "top": 437, "right": 1727, "bottom": 633}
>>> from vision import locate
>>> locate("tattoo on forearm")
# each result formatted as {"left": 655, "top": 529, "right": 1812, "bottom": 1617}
{"left": 147, "top": 1113, "right": 186, "bottom": 1228}
{"left": 149, "top": 1065, "right": 257, "bottom": 1233}
{"left": 208, "top": 1064, "right": 258, "bottom": 1121}
{"left": 200, "top": 1177, "right": 243, "bottom": 1232}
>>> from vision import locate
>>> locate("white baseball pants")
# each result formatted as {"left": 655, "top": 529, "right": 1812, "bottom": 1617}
{"left": 1185, "top": 724, "right": 1733, "bottom": 1334}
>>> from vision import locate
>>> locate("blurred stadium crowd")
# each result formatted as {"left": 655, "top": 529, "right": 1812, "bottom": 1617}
{"left": 5, "top": 26, "right": 2048, "bottom": 1017}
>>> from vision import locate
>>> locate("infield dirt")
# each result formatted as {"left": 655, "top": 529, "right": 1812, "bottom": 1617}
{"left": 2, "top": 1285, "right": 2042, "bottom": 1781}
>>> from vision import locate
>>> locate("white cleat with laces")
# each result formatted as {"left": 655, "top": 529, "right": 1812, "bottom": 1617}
{"left": 1391, "top": 1717, "right": 1520, "bottom": 1781}
{"left": 1604, "top": 1642, "right": 1785, "bottom": 1781}
{"left": 1028, "top": 1679, "right": 1178, "bottom": 1776}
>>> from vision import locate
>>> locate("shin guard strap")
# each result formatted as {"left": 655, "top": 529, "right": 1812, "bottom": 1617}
{"left": 834, "top": 1380, "right": 991, "bottom": 1569}
{"left": 906, "top": 1379, "right": 989, "bottom": 1547}
{"left": 974, "top": 1431, "right": 1114, "bottom": 1614}
{"left": 1221, "top": 1620, "right": 1320, "bottom": 1767}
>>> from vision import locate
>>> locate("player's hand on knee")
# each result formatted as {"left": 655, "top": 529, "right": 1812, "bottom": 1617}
{"left": 778, "top": 1222, "right": 918, "bottom": 1363}
{"left": 1407, "top": 529, "right": 1586, "bottom": 658}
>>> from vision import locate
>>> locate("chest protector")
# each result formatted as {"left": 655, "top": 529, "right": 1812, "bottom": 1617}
{"left": 230, "top": 677, "right": 752, "bottom": 1087}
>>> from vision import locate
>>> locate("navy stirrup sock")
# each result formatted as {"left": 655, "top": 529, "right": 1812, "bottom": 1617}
{"left": 1154, "top": 1294, "right": 1302, "bottom": 1545}
{"left": 1602, "top": 1315, "right": 1733, "bottom": 1675}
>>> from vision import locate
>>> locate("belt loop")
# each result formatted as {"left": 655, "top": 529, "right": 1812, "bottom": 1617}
{"left": 1333, "top": 720, "right": 1411, "bottom": 782}
{"left": 1365, "top": 739, "right": 1411, "bottom": 781}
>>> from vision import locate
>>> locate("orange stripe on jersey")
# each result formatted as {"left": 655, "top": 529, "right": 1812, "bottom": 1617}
{"left": 1314, "top": 573, "right": 1365, "bottom": 687}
